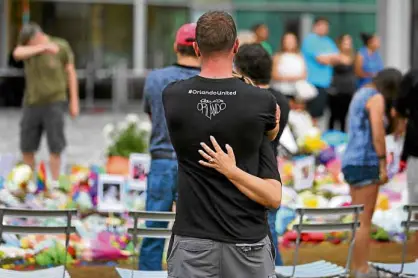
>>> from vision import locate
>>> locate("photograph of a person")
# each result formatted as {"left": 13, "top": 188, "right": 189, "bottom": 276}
{"left": 302, "top": 165, "right": 311, "bottom": 179}
{"left": 132, "top": 163, "right": 147, "bottom": 181}
{"left": 98, "top": 174, "right": 125, "bottom": 212}
{"left": 385, "top": 134, "right": 404, "bottom": 179}
{"left": 103, "top": 183, "right": 121, "bottom": 203}
{"left": 293, "top": 156, "right": 315, "bottom": 191}
{"left": 129, "top": 153, "right": 150, "bottom": 190}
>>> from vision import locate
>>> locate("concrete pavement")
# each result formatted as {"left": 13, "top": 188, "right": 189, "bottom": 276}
{"left": 0, "top": 107, "right": 148, "bottom": 169}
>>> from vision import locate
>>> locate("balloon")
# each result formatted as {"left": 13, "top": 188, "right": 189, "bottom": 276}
{"left": 319, "top": 147, "right": 336, "bottom": 165}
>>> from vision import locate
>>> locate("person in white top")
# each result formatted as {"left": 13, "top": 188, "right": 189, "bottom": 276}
{"left": 271, "top": 33, "right": 307, "bottom": 96}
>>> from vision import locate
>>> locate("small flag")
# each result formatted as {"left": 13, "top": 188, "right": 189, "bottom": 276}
{"left": 36, "top": 161, "right": 47, "bottom": 193}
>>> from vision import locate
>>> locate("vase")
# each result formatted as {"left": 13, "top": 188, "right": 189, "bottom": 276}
{"left": 106, "top": 156, "right": 130, "bottom": 176}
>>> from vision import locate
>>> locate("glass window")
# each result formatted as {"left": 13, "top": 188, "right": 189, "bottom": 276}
{"left": 10, "top": 1, "right": 134, "bottom": 69}
{"left": 146, "top": 5, "right": 190, "bottom": 69}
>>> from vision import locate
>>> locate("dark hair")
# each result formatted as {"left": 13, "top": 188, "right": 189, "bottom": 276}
{"left": 280, "top": 32, "right": 299, "bottom": 53}
{"left": 196, "top": 11, "right": 237, "bottom": 55}
{"left": 19, "top": 22, "right": 42, "bottom": 45}
{"left": 336, "top": 34, "right": 353, "bottom": 57}
{"left": 314, "top": 17, "right": 329, "bottom": 25}
{"left": 373, "top": 68, "right": 403, "bottom": 100}
{"left": 360, "top": 32, "right": 374, "bottom": 46}
{"left": 177, "top": 45, "right": 197, "bottom": 57}
{"left": 251, "top": 23, "right": 266, "bottom": 33}
{"left": 234, "top": 43, "right": 272, "bottom": 85}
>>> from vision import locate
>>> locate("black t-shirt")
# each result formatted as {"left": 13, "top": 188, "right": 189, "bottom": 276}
{"left": 268, "top": 88, "right": 290, "bottom": 157}
{"left": 397, "top": 69, "right": 418, "bottom": 159}
{"left": 163, "top": 76, "right": 280, "bottom": 243}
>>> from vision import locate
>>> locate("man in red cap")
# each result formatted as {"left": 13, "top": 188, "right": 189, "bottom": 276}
{"left": 139, "top": 23, "right": 200, "bottom": 270}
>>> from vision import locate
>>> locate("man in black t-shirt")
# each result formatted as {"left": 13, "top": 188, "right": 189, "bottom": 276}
{"left": 234, "top": 43, "right": 290, "bottom": 267}
{"left": 163, "top": 11, "right": 281, "bottom": 278}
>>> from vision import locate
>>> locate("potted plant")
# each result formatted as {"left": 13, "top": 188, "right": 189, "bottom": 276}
{"left": 103, "top": 114, "right": 150, "bottom": 175}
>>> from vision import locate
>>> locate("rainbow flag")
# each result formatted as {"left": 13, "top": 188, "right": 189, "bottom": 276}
{"left": 36, "top": 161, "right": 47, "bottom": 193}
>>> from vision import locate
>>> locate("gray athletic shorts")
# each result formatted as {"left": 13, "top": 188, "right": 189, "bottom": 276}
{"left": 167, "top": 235, "right": 275, "bottom": 278}
{"left": 407, "top": 156, "right": 418, "bottom": 204}
{"left": 20, "top": 102, "right": 66, "bottom": 154}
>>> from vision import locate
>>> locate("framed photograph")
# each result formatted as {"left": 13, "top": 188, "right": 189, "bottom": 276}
{"left": 292, "top": 156, "right": 315, "bottom": 191}
{"left": 98, "top": 174, "right": 125, "bottom": 212}
{"left": 129, "top": 153, "right": 151, "bottom": 191}
{"left": 385, "top": 135, "right": 404, "bottom": 179}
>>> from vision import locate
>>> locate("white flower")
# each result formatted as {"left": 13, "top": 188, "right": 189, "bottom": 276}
{"left": 102, "top": 123, "right": 115, "bottom": 139}
{"left": 138, "top": 121, "right": 152, "bottom": 133}
{"left": 125, "top": 113, "right": 140, "bottom": 125}
{"left": 117, "top": 121, "right": 129, "bottom": 132}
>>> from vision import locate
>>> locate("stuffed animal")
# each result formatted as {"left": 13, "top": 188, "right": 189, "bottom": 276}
{"left": 6, "top": 164, "right": 35, "bottom": 197}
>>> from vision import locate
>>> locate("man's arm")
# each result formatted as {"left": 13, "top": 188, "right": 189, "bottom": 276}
{"left": 13, "top": 44, "right": 46, "bottom": 61}
{"left": 303, "top": 39, "right": 339, "bottom": 66}
{"left": 316, "top": 54, "right": 340, "bottom": 65}
{"left": 63, "top": 42, "right": 79, "bottom": 118}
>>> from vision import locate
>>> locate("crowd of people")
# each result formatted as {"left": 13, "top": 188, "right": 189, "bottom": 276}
{"left": 240, "top": 18, "right": 384, "bottom": 133}
{"left": 7, "top": 10, "right": 418, "bottom": 278}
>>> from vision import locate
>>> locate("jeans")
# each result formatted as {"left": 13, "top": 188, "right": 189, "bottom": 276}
{"left": 139, "top": 159, "right": 178, "bottom": 270}
{"left": 268, "top": 208, "right": 283, "bottom": 266}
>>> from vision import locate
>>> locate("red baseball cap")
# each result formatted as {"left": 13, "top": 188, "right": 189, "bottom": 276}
{"left": 175, "top": 23, "right": 196, "bottom": 46}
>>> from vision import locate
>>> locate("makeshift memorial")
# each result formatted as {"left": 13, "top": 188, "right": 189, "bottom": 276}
{"left": 104, "top": 114, "right": 150, "bottom": 175}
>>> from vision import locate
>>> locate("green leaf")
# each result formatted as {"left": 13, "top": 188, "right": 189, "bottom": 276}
{"left": 106, "top": 122, "right": 149, "bottom": 157}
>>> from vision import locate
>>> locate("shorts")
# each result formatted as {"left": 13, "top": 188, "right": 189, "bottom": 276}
{"left": 407, "top": 156, "right": 418, "bottom": 204}
{"left": 307, "top": 86, "right": 328, "bottom": 118}
{"left": 167, "top": 235, "right": 275, "bottom": 278}
{"left": 20, "top": 102, "right": 66, "bottom": 154}
{"left": 342, "top": 165, "right": 380, "bottom": 187}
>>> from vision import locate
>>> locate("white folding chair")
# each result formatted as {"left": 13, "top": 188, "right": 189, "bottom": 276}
{"left": 370, "top": 204, "right": 418, "bottom": 277}
{"left": 116, "top": 210, "right": 175, "bottom": 278}
{"left": 0, "top": 208, "right": 77, "bottom": 278}
{"left": 276, "top": 205, "right": 363, "bottom": 278}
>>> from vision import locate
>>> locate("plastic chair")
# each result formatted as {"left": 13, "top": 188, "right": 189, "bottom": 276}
{"left": 370, "top": 204, "right": 418, "bottom": 277}
{"left": 0, "top": 208, "right": 77, "bottom": 278}
{"left": 275, "top": 205, "right": 364, "bottom": 278}
{"left": 116, "top": 211, "right": 175, "bottom": 278}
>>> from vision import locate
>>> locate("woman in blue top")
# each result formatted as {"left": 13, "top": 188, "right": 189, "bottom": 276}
{"left": 342, "top": 68, "right": 402, "bottom": 278}
{"left": 355, "top": 33, "right": 384, "bottom": 88}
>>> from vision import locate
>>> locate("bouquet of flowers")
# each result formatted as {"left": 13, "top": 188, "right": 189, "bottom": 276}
{"left": 103, "top": 114, "right": 151, "bottom": 158}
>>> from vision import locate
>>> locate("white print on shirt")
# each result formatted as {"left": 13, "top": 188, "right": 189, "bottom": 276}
{"left": 188, "top": 89, "right": 236, "bottom": 96}
{"left": 197, "top": 99, "right": 226, "bottom": 119}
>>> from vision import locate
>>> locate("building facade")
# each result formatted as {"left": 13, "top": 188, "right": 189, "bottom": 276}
{"left": 0, "top": 0, "right": 411, "bottom": 73}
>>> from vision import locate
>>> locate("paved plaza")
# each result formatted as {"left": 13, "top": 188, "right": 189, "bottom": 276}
{"left": 0, "top": 105, "right": 148, "bottom": 168}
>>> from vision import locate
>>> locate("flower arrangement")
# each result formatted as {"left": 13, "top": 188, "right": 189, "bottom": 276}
{"left": 103, "top": 114, "right": 151, "bottom": 158}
